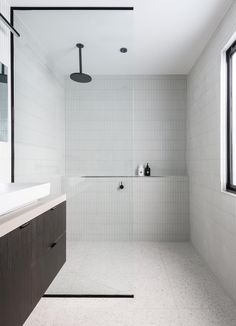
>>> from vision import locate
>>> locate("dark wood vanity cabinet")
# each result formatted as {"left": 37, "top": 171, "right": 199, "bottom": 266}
{"left": 31, "top": 202, "right": 66, "bottom": 306}
{"left": 0, "top": 201, "right": 66, "bottom": 326}
{"left": 0, "top": 221, "right": 33, "bottom": 326}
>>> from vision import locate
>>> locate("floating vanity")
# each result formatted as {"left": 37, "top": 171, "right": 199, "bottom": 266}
{"left": 0, "top": 190, "right": 66, "bottom": 326}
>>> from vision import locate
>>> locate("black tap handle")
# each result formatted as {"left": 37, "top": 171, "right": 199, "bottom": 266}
{"left": 119, "top": 182, "right": 124, "bottom": 190}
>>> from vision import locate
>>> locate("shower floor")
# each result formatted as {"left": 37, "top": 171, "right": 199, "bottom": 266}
{"left": 46, "top": 241, "right": 135, "bottom": 295}
{"left": 26, "top": 241, "right": 236, "bottom": 326}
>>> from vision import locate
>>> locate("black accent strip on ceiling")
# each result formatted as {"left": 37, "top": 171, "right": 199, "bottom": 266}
{"left": 43, "top": 294, "right": 134, "bottom": 298}
{"left": 11, "top": 7, "right": 134, "bottom": 11}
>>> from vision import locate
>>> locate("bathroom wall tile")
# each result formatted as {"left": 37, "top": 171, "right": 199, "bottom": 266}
{"left": 65, "top": 76, "right": 188, "bottom": 241}
{"left": 66, "top": 75, "right": 187, "bottom": 177}
{"left": 187, "top": 1, "right": 236, "bottom": 303}
{"left": 66, "top": 176, "right": 189, "bottom": 241}
{"left": 14, "top": 17, "right": 65, "bottom": 193}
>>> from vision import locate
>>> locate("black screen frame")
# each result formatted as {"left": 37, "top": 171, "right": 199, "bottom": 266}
{"left": 10, "top": 6, "right": 134, "bottom": 182}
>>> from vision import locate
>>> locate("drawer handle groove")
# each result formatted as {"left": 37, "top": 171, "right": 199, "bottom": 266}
{"left": 19, "top": 222, "right": 30, "bottom": 229}
{"left": 49, "top": 233, "right": 65, "bottom": 249}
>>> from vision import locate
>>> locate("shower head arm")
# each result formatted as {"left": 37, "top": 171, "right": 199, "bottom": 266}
{"left": 77, "top": 43, "right": 84, "bottom": 73}
{"left": 79, "top": 47, "right": 82, "bottom": 73}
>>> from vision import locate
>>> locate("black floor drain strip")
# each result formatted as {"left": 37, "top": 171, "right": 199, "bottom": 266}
{"left": 43, "top": 294, "right": 134, "bottom": 298}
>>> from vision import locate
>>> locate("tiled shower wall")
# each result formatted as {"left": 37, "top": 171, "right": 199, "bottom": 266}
{"left": 66, "top": 176, "right": 189, "bottom": 241}
{"left": 66, "top": 77, "right": 133, "bottom": 176}
{"left": 66, "top": 75, "right": 189, "bottom": 241}
{"left": 14, "top": 16, "right": 65, "bottom": 193}
{"left": 133, "top": 76, "right": 186, "bottom": 176}
{"left": 187, "top": 2, "right": 236, "bottom": 302}
{"left": 133, "top": 176, "right": 189, "bottom": 241}
{"left": 66, "top": 75, "right": 187, "bottom": 177}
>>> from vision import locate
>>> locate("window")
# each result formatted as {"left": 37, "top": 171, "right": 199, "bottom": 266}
{"left": 226, "top": 40, "right": 236, "bottom": 192}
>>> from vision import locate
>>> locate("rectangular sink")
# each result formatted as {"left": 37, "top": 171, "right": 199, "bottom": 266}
{"left": 0, "top": 183, "right": 50, "bottom": 216}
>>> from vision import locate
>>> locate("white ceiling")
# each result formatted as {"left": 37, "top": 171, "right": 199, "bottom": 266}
{"left": 15, "top": 10, "right": 134, "bottom": 76}
{"left": 12, "top": 0, "right": 234, "bottom": 76}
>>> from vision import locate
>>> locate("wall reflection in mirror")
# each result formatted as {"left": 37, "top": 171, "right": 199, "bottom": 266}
{"left": 0, "top": 62, "right": 8, "bottom": 142}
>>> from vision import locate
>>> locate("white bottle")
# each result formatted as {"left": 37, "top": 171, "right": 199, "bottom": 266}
{"left": 138, "top": 165, "right": 144, "bottom": 176}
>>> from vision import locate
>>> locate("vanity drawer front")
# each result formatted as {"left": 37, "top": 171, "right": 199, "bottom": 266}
{"left": 32, "top": 201, "right": 66, "bottom": 262}
{"left": 32, "top": 232, "right": 66, "bottom": 305}
{"left": 45, "top": 201, "right": 66, "bottom": 247}
{"left": 0, "top": 223, "right": 32, "bottom": 326}
{"left": 8, "top": 224, "right": 32, "bottom": 325}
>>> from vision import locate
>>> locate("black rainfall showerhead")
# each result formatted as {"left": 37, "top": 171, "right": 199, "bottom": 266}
{"left": 70, "top": 43, "right": 92, "bottom": 83}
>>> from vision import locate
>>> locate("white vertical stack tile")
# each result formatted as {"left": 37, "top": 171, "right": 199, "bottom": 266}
{"left": 133, "top": 76, "right": 187, "bottom": 176}
{"left": 66, "top": 177, "right": 133, "bottom": 241}
{"left": 66, "top": 75, "right": 189, "bottom": 241}
{"left": 66, "top": 176, "right": 189, "bottom": 241}
{"left": 66, "top": 75, "right": 187, "bottom": 177}
{"left": 65, "top": 76, "right": 133, "bottom": 177}
{"left": 133, "top": 176, "right": 189, "bottom": 241}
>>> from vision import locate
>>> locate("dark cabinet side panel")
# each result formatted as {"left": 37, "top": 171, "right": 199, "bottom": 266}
{"left": 0, "top": 233, "right": 10, "bottom": 326}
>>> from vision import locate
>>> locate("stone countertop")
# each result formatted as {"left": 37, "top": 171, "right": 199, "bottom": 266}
{"left": 0, "top": 194, "right": 66, "bottom": 238}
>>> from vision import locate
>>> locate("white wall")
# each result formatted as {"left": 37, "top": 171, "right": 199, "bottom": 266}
{"left": 0, "top": 0, "right": 11, "bottom": 182}
{"left": 66, "top": 75, "right": 186, "bottom": 177}
{"left": 133, "top": 176, "right": 189, "bottom": 241}
{"left": 66, "top": 75, "right": 189, "bottom": 241}
{"left": 66, "top": 77, "right": 133, "bottom": 176}
{"left": 66, "top": 177, "right": 134, "bottom": 241}
{"left": 14, "top": 16, "right": 65, "bottom": 193}
{"left": 133, "top": 76, "right": 186, "bottom": 176}
{"left": 187, "top": 2, "right": 236, "bottom": 302}
{"left": 66, "top": 176, "right": 189, "bottom": 241}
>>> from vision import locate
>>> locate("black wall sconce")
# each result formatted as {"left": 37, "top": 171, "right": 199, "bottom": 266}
{"left": 0, "top": 13, "right": 20, "bottom": 37}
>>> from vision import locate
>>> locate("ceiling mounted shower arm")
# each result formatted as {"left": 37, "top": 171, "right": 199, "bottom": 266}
{"left": 77, "top": 43, "right": 83, "bottom": 74}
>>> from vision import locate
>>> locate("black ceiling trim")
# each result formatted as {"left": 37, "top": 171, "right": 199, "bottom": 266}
{"left": 11, "top": 7, "right": 134, "bottom": 11}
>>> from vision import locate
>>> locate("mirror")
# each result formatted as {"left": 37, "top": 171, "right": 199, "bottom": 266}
{"left": 0, "top": 62, "right": 8, "bottom": 142}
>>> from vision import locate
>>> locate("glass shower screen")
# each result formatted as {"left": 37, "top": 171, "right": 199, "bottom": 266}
{"left": 43, "top": 9, "right": 134, "bottom": 296}
{"left": 14, "top": 7, "right": 134, "bottom": 296}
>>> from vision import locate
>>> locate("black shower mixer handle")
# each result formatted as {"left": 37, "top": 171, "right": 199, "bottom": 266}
{"left": 119, "top": 182, "right": 124, "bottom": 190}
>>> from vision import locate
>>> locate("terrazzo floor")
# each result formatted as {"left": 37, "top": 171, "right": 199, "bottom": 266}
{"left": 24, "top": 242, "right": 236, "bottom": 326}
{"left": 46, "top": 241, "right": 135, "bottom": 295}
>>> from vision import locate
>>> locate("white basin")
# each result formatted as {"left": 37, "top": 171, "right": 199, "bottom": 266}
{"left": 0, "top": 183, "right": 50, "bottom": 216}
